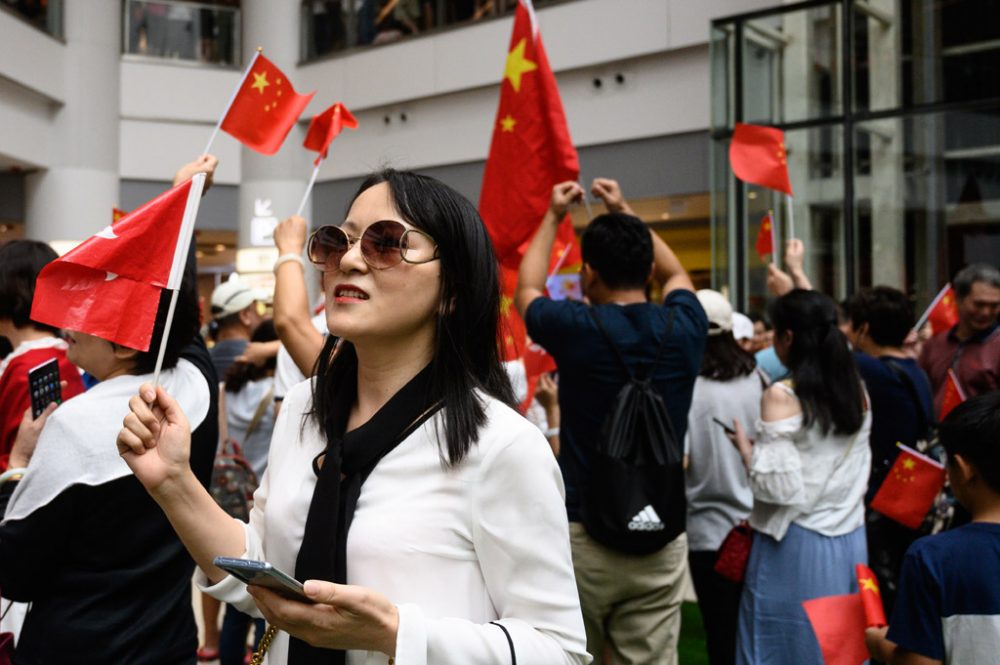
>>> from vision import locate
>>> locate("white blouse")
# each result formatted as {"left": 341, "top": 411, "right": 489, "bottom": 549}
{"left": 199, "top": 379, "right": 590, "bottom": 665}
{"left": 747, "top": 384, "right": 872, "bottom": 542}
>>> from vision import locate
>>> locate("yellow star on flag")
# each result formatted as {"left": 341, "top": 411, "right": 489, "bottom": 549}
{"left": 500, "top": 295, "right": 512, "bottom": 316}
{"left": 251, "top": 71, "right": 270, "bottom": 94}
{"left": 903, "top": 458, "right": 916, "bottom": 471}
{"left": 500, "top": 114, "right": 517, "bottom": 132}
{"left": 860, "top": 577, "right": 880, "bottom": 594}
{"left": 504, "top": 38, "right": 538, "bottom": 93}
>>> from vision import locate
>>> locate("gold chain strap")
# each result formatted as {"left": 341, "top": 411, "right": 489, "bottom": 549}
{"left": 246, "top": 625, "right": 394, "bottom": 664}
{"left": 248, "top": 625, "right": 279, "bottom": 665}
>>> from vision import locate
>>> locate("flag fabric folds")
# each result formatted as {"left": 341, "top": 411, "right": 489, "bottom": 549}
{"left": 303, "top": 102, "right": 359, "bottom": 164}
{"left": 870, "top": 444, "right": 946, "bottom": 530}
{"left": 221, "top": 53, "right": 315, "bottom": 155}
{"left": 729, "top": 123, "right": 794, "bottom": 196}
{"left": 939, "top": 368, "right": 967, "bottom": 421}
{"left": 755, "top": 212, "right": 775, "bottom": 261}
{"left": 479, "top": 0, "right": 580, "bottom": 268}
{"left": 922, "top": 284, "right": 960, "bottom": 335}
{"left": 802, "top": 564, "right": 887, "bottom": 665}
{"left": 31, "top": 175, "right": 206, "bottom": 352}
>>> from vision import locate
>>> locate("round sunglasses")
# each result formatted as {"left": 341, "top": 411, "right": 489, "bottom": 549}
{"left": 307, "top": 220, "right": 439, "bottom": 272}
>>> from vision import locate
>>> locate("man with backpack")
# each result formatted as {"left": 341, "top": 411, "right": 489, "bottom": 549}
{"left": 516, "top": 178, "right": 707, "bottom": 665}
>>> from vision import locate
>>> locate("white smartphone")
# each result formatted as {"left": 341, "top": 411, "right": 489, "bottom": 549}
{"left": 213, "top": 556, "right": 310, "bottom": 603}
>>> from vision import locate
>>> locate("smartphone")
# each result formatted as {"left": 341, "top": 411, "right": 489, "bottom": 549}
{"left": 213, "top": 556, "right": 310, "bottom": 602}
{"left": 712, "top": 417, "right": 736, "bottom": 436}
{"left": 27, "top": 358, "right": 62, "bottom": 418}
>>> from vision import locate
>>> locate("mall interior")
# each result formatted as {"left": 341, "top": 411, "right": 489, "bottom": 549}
{"left": 1, "top": 0, "right": 998, "bottom": 316}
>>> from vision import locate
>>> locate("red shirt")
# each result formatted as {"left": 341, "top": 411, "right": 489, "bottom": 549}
{"left": 918, "top": 323, "right": 1000, "bottom": 417}
{"left": 0, "top": 339, "right": 86, "bottom": 470}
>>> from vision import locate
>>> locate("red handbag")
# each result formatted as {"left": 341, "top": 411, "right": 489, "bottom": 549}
{"left": 714, "top": 520, "right": 753, "bottom": 583}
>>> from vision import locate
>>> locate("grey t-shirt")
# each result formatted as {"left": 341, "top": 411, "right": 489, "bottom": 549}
{"left": 684, "top": 371, "right": 764, "bottom": 551}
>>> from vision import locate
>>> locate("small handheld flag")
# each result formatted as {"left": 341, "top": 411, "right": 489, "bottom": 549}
{"left": 729, "top": 123, "right": 793, "bottom": 196}
{"left": 755, "top": 212, "right": 775, "bottom": 261}
{"left": 802, "top": 563, "right": 887, "bottom": 665}
{"left": 870, "top": 443, "right": 946, "bottom": 530}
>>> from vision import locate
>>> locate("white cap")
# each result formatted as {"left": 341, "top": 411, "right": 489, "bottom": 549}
{"left": 732, "top": 312, "right": 754, "bottom": 341}
{"left": 211, "top": 276, "right": 257, "bottom": 318}
{"left": 696, "top": 289, "right": 733, "bottom": 336}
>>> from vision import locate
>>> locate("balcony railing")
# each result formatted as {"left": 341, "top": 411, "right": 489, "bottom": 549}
{"left": 124, "top": 0, "right": 241, "bottom": 67}
{"left": 1, "top": 0, "right": 63, "bottom": 38}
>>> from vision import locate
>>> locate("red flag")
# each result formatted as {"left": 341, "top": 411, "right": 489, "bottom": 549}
{"left": 303, "top": 102, "right": 359, "bottom": 165}
{"left": 870, "top": 444, "right": 946, "bottom": 529}
{"left": 923, "top": 285, "right": 959, "bottom": 335}
{"left": 221, "top": 53, "right": 315, "bottom": 155}
{"left": 112, "top": 207, "right": 128, "bottom": 224}
{"left": 755, "top": 213, "right": 775, "bottom": 261}
{"left": 500, "top": 264, "right": 527, "bottom": 361}
{"left": 31, "top": 176, "right": 205, "bottom": 351}
{"left": 479, "top": 0, "right": 580, "bottom": 268}
{"left": 939, "top": 368, "right": 967, "bottom": 421}
{"left": 856, "top": 564, "right": 887, "bottom": 628}
{"left": 802, "top": 564, "right": 887, "bottom": 665}
{"left": 729, "top": 123, "right": 793, "bottom": 196}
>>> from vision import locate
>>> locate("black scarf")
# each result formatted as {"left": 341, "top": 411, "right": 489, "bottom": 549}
{"left": 290, "top": 362, "right": 441, "bottom": 664}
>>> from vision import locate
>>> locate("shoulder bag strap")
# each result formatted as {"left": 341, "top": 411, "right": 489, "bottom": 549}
{"left": 243, "top": 386, "right": 275, "bottom": 442}
{"left": 490, "top": 621, "right": 517, "bottom": 665}
{"left": 587, "top": 308, "right": 676, "bottom": 381}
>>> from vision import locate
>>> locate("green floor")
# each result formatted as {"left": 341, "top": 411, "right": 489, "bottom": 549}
{"left": 678, "top": 601, "right": 710, "bottom": 665}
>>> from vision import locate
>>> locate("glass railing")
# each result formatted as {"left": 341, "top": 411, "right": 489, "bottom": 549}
{"left": 123, "top": 0, "right": 241, "bottom": 67}
{"left": 300, "top": 0, "right": 567, "bottom": 60}
{"left": 1, "top": 0, "right": 63, "bottom": 38}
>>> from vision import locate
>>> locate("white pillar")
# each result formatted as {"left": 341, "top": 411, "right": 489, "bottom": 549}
{"left": 24, "top": 0, "right": 121, "bottom": 245}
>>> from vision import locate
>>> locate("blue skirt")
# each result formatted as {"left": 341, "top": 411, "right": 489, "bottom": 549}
{"left": 735, "top": 523, "right": 867, "bottom": 665}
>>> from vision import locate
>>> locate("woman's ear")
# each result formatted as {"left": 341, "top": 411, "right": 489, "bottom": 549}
{"left": 112, "top": 344, "right": 140, "bottom": 362}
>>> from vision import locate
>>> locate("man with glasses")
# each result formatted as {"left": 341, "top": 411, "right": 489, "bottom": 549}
{"left": 515, "top": 178, "right": 707, "bottom": 665}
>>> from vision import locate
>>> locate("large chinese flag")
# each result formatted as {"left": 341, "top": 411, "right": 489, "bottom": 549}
{"left": 221, "top": 53, "right": 315, "bottom": 155}
{"left": 479, "top": 0, "right": 581, "bottom": 359}
{"left": 755, "top": 212, "right": 775, "bottom": 260}
{"left": 922, "top": 284, "right": 959, "bottom": 335}
{"left": 303, "top": 102, "right": 358, "bottom": 164}
{"left": 802, "top": 564, "right": 886, "bottom": 665}
{"left": 479, "top": 0, "right": 579, "bottom": 267}
{"left": 870, "top": 444, "right": 946, "bottom": 529}
{"left": 730, "top": 123, "right": 793, "bottom": 195}
{"left": 31, "top": 175, "right": 206, "bottom": 351}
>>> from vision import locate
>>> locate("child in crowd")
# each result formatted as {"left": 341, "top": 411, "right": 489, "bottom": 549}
{"left": 866, "top": 391, "right": 1000, "bottom": 664}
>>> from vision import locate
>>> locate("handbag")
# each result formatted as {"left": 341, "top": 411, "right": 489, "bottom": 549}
{"left": 714, "top": 520, "right": 753, "bottom": 583}
{"left": 210, "top": 388, "right": 272, "bottom": 521}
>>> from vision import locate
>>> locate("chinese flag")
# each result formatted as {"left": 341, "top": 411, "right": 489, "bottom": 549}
{"left": 939, "top": 368, "right": 967, "bottom": 421}
{"left": 112, "top": 207, "right": 128, "bottom": 224}
{"left": 802, "top": 564, "right": 887, "bottom": 665}
{"left": 870, "top": 444, "right": 946, "bottom": 529}
{"left": 479, "top": 0, "right": 580, "bottom": 268}
{"left": 221, "top": 53, "right": 315, "bottom": 155}
{"left": 924, "top": 284, "right": 959, "bottom": 335}
{"left": 303, "top": 102, "right": 359, "bottom": 164}
{"left": 499, "top": 264, "right": 527, "bottom": 360}
{"left": 729, "top": 123, "right": 793, "bottom": 196}
{"left": 31, "top": 175, "right": 205, "bottom": 351}
{"left": 520, "top": 338, "right": 558, "bottom": 410}
{"left": 755, "top": 212, "right": 775, "bottom": 261}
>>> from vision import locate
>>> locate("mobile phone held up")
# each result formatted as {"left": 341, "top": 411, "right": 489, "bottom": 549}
{"left": 712, "top": 417, "right": 736, "bottom": 436}
{"left": 28, "top": 358, "right": 62, "bottom": 418}
{"left": 213, "top": 557, "right": 311, "bottom": 603}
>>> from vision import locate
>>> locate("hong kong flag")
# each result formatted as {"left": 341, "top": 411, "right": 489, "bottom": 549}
{"left": 31, "top": 175, "right": 206, "bottom": 351}
{"left": 221, "top": 52, "right": 315, "bottom": 155}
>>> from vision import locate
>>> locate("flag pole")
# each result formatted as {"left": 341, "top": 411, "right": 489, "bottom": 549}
{"left": 913, "top": 283, "right": 951, "bottom": 334}
{"left": 295, "top": 158, "right": 323, "bottom": 218}
{"left": 151, "top": 173, "right": 207, "bottom": 387}
{"left": 203, "top": 48, "right": 262, "bottom": 156}
{"left": 769, "top": 208, "right": 780, "bottom": 270}
{"left": 548, "top": 241, "right": 573, "bottom": 278}
{"left": 785, "top": 194, "right": 796, "bottom": 239}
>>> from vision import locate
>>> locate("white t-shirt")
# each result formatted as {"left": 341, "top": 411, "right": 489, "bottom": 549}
{"left": 199, "top": 380, "right": 590, "bottom": 665}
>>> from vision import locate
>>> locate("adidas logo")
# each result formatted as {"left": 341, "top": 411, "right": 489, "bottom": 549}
{"left": 628, "top": 505, "right": 665, "bottom": 531}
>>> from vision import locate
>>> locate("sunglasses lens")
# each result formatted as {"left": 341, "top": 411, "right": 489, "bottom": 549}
{"left": 308, "top": 226, "right": 350, "bottom": 270}
{"left": 361, "top": 220, "right": 406, "bottom": 269}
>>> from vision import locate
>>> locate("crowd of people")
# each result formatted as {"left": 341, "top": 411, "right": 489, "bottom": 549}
{"left": 0, "top": 153, "right": 998, "bottom": 665}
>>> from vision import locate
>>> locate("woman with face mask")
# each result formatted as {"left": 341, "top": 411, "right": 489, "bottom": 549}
{"left": 119, "top": 170, "right": 590, "bottom": 665}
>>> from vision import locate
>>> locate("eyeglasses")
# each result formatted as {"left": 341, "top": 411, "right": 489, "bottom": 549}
{"left": 307, "top": 220, "right": 439, "bottom": 272}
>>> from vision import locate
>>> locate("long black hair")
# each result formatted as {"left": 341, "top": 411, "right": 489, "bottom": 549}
{"left": 699, "top": 331, "right": 756, "bottom": 381}
{"left": 310, "top": 169, "right": 517, "bottom": 465}
{"left": 769, "top": 290, "right": 864, "bottom": 435}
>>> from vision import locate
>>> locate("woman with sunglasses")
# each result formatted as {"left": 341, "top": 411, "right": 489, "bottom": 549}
{"left": 118, "top": 170, "right": 590, "bottom": 665}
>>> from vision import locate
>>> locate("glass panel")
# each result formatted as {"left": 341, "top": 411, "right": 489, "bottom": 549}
{"left": 854, "top": 0, "right": 1000, "bottom": 113}
{"left": 741, "top": 2, "right": 842, "bottom": 125}
{"left": 710, "top": 24, "right": 733, "bottom": 132}
{"left": 854, "top": 106, "right": 1000, "bottom": 311}
{"left": 2, "top": 0, "right": 63, "bottom": 37}
{"left": 124, "top": 0, "right": 241, "bottom": 67}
